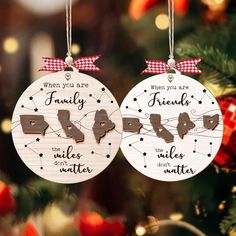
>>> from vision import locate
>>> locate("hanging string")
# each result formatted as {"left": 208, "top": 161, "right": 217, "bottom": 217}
{"left": 65, "top": 0, "right": 73, "bottom": 64}
{"left": 142, "top": 0, "right": 203, "bottom": 74}
{"left": 39, "top": 0, "right": 101, "bottom": 72}
{"left": 167, "top": 0, "right": 175, "bottom": 67}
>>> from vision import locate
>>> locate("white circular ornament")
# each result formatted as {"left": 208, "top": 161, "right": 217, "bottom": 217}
{"left": 12, "top": 71, "right": 122, "bottom": 184}
{"left": 120, "top": 73, "right": 223, "bottom": 181}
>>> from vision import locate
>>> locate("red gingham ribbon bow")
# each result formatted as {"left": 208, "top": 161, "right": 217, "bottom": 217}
{"left": 39, "top": 55, "right": 101, "bottom": 72}
{"left": 142, "top": 58, "right": 203, "bottom": 74}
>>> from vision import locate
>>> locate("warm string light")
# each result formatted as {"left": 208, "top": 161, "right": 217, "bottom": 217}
{"left": 1, "top": 118, "right": 12, "bottom": 134}
{"left": 218, "top": 200, "right": 226, "bottom": 210}
{"left": 3, "top": 37, "right": 19, "bottom": 54}
{"left": 169, "top": 212, "right": 184, "bottom": 221}
{"left": 195, "top": 204, "right": 201, "bottom": 216}
{"left": 71, "top": 43, "right": 81, "bottom": 55}
{"left": 194, "top": 201, "right": 207, "bottom": 218}
{"left": 232, "top": 186, "right": 236, "bottom": 194}
{"left": 155, "top": 14, "right": 169, "bottom": 30}
{"left": 135, "top": 225, "right": 146, "bottom": 236}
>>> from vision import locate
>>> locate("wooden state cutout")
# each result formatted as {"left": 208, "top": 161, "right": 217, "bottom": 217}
{"left": 203, "top": 114, "right": 219, "bottom": 130}
{"left": 120, "top": 73, "right": 223, "bottom": 182}
{"left": 123, "top": 118, "right": 142, "bottom": 133}
{"left": 92, "top": 109, "right": 115, "bottom": 143}
{"left": 20, "top": 115, "right": 49, "bottom": 135}
{"left": 58, "top": 110, "right": 84, "bottom": 143}
{"left": 177, "top": 112, "right": 195, "bottom": 139}
{"left": 12, "top": 71, "right": 123, "bottom": 184}
{"left": 150, "top": 114, "right": 174, "bottom": 143}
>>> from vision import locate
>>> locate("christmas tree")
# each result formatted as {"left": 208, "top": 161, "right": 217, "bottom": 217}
{"left": 0, "top": 0, "right": 236, "bottom": 235}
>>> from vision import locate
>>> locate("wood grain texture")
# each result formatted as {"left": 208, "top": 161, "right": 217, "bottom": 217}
{"left": 120, "top": 73, "right": 223, "bottom": 182}
{"left": 12, "top": 71, "right": 123, "bottom": 184}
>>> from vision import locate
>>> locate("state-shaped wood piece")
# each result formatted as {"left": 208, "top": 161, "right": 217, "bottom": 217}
{"left": 92, "top": 109, "right": 115, "bottom": 143}
{"left": 58, "top": 110, "right": 84, "bottom": 143}
{"left": 123, "top": 118, "right": 143, "bottom": 133}
{"left": 150, "top": 114, "right": 174, "bottom": 143}
{"left": 177, "top": 112, "right": 195, "bottom": 139}
{"left": 203, "top": 114, "right": 219, "bottom": 130}
{"left": 20, "top": 115, "right": 49, "bottom": 135}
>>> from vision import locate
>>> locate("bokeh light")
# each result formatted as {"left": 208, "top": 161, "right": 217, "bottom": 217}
{"left": 218, "top": 200, "right": 226, "bottom": 210}
{"left": 169, "top": 212, "right": 184, "bottom": 221}
{"left": 155, "top": 14, "right": 169, "bottom": 30}
{"left": 3, "top": 37, "right": 19, "bottom": 54}
{"left": 71, "top": 43, "right": 81, "bottom": 55}
{"left": 1, "top": 118, "right": 12, "bottom": 134}
{"left": 135, "top": 225, "right": 146, "bottom": 236}
{"left": 232, "top": 186, "right": 236, "bottom": 193}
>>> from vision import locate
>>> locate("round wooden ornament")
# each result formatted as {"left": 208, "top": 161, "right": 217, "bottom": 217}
{"left": 120, "top": 73, "right": 223, "bottom": 181}
{"left": 12, "top": 71, "right": 123, "bottom": 183}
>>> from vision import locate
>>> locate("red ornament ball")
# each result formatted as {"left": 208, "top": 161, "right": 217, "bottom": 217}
{"left": 213, "top": 95, "right": 236, "bottom": 171}
{"left": 174, "top": 0, "right": 190, "bottom": 16}
{"left": 129, "top": 0, "right": 160, "bottom": 20}
{"left": 0, "top": 181, "right": 16, "bottom": 217}
{"left": 76, "top": 211, "right": 126, "bottom": 236}
{"left": 22, "top": 222, "right": 39, "bottom": 236}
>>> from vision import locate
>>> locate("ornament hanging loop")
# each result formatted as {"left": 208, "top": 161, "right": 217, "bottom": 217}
{"left": 167, "top": 58, "right": 176, "bottom": 68}
{"left": 142, "top": 0, "right": 202, "bottom": 74}
{"left": 39, "top": 0, "right": 100, "bottom": 73}
{"left": 65, "top": 0, "right": 73, "bottom": 65}
{"left": 65, "top": 56, "right": 74, "bottom": 66}
{"left": 166, "top": 67, "right": 181, "bottom": 76}
{"left": 168, "top": 0, "right": 175, "bottom": 67}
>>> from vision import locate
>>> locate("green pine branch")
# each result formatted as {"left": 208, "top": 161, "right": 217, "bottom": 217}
{"left": 176, "top": 16, "right": 236, "bottom": 88}
{"left": 220, "top": 200, "right": 236, "bottom": 234}
{"left": 15, "top": 179, "right": 74, "bottom": 221}
{"left": 176, "top": 43, "right": 236, "bottom": 87}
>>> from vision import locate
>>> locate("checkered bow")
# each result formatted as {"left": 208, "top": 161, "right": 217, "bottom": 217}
{"left": 39, "top": 55, "right": 101, "bottom": 72}
{"left": 142, "top": 58, "right": 203, "bottom": 74}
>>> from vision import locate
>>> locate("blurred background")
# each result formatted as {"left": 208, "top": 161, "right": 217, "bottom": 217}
{"left": 0, "top": 0, "right": 236, "bottom": 235}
